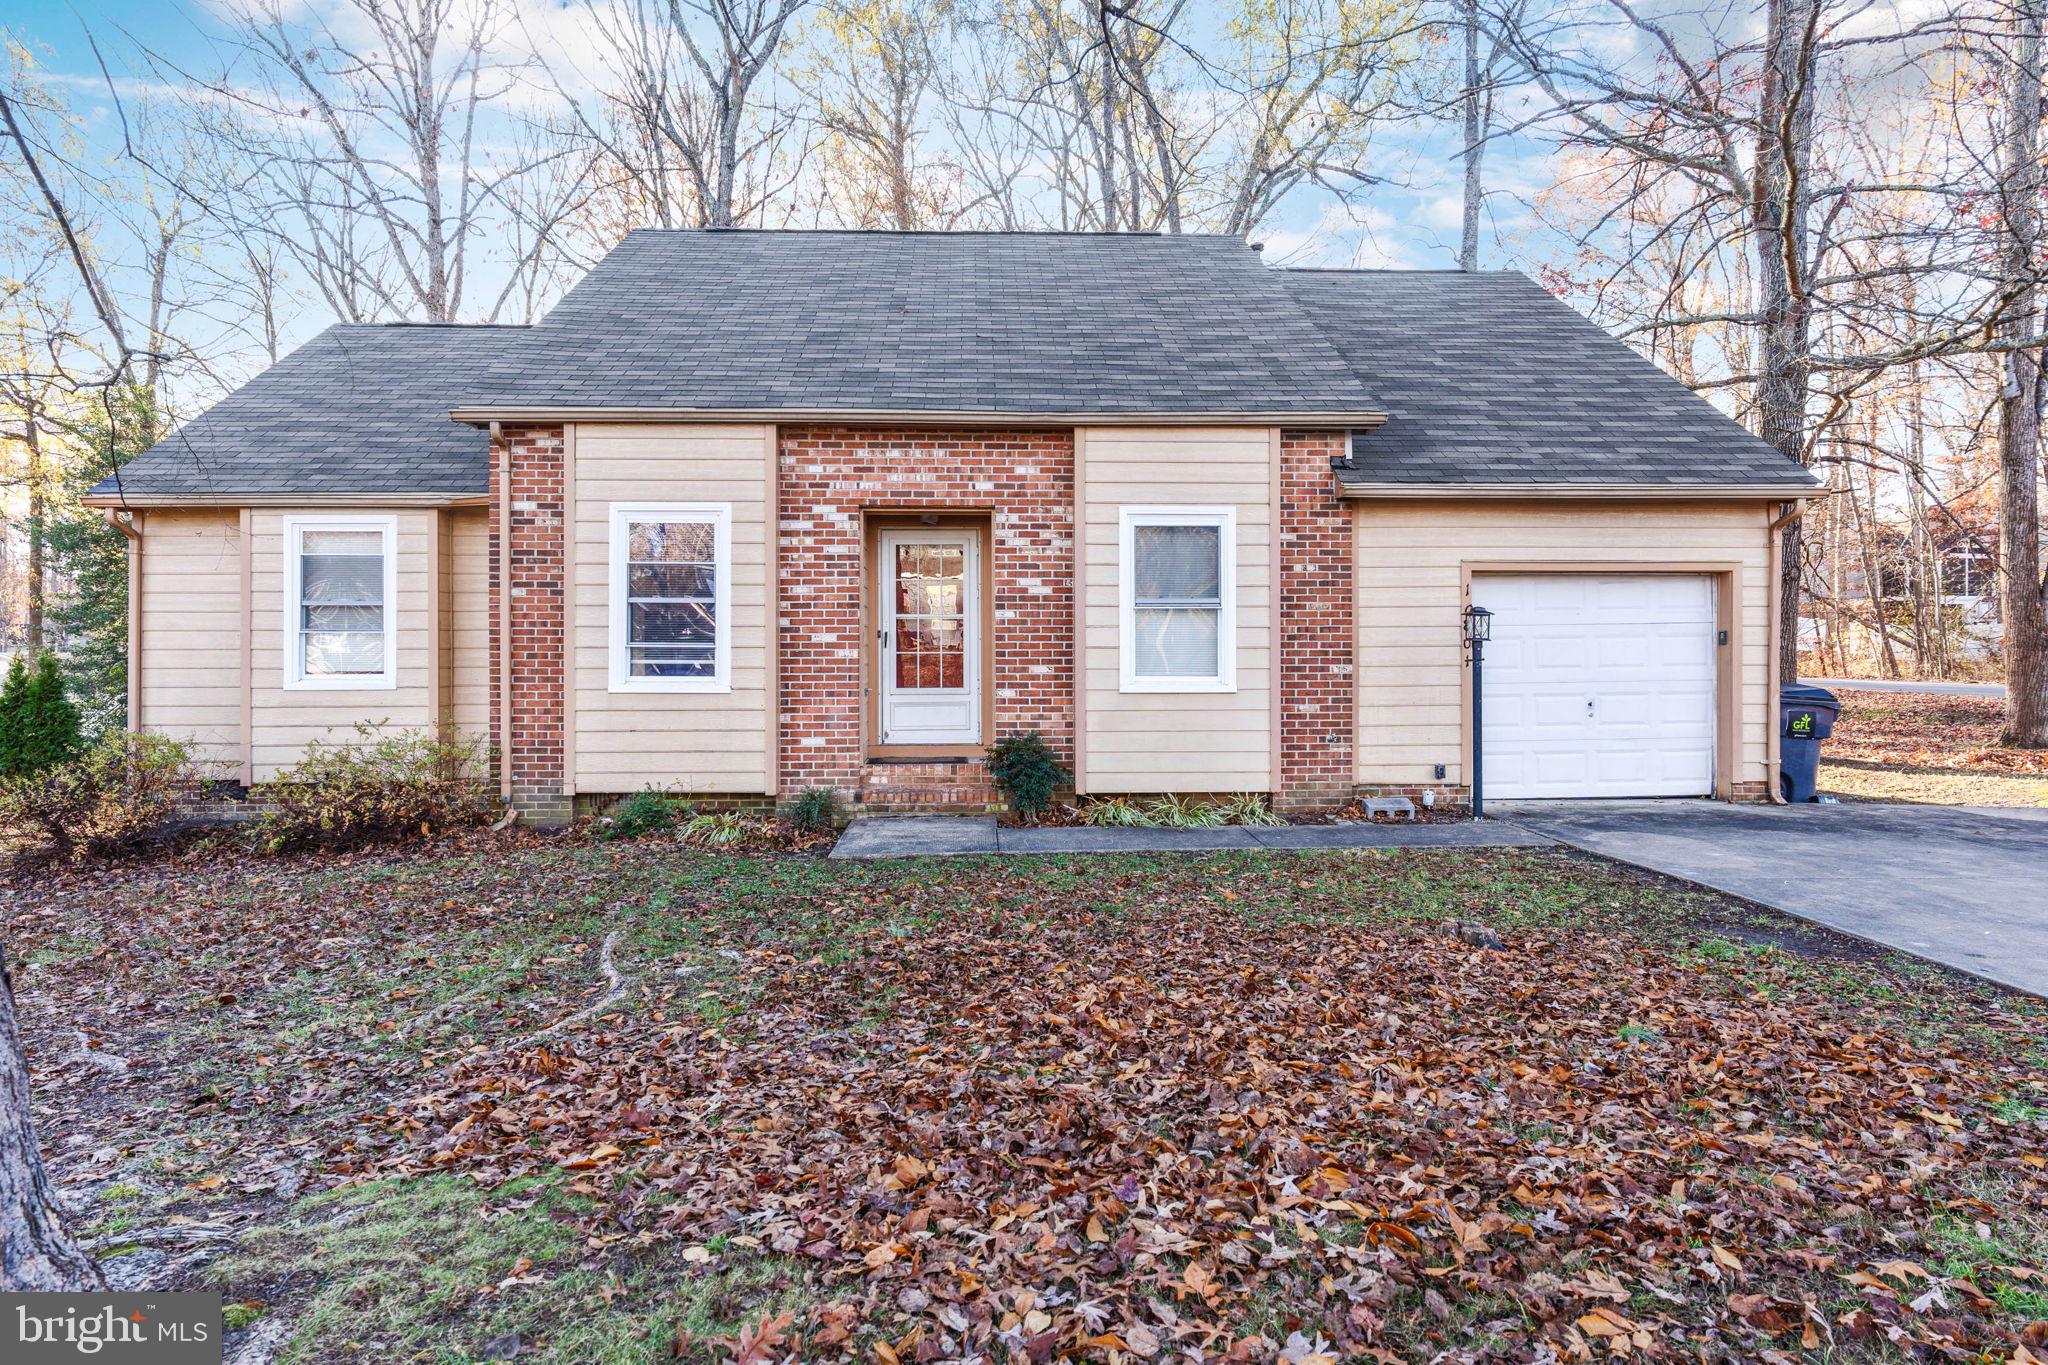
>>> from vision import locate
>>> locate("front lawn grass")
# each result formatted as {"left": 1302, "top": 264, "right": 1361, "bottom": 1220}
{"left": 8, "top": 839, "right": 2043, "bottom": 1362}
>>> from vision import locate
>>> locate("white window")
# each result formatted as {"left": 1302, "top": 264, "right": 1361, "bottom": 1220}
{"left": 284, "top": 515, "right": 397, "bottom": 690}
{"left": 608, "top": 502, "right": 731, "bottom": 693}
{"left": 1119, "top": 506, "right": 1236, "bottom": 693}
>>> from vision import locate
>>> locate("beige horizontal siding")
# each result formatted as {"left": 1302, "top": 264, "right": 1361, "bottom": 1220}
{"left": 138, "top": 510, "right": 243, "bottom": 776}
{"left": 1081, "top": 427, "right": 1273, "bottom": 792}
{"left": 444, "top": 508, "right": 491, "bottom": 740}
{"left": 571, "top": 424, "right": 772, "bottom": 795}
{"left": 249, "top": 509, "right": 436, "bottom": 779}
{"left": 1354, "top": 500, "right": 1773, "bottom": 790}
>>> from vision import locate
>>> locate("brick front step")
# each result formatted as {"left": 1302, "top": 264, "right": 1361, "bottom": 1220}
{"left": 856, "top": 759, "right": 1004, "bottom": 815}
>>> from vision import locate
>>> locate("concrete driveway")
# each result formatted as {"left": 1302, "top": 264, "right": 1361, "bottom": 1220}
{"left": 1499, "top": 800, "right": 2048, "bottom": 996}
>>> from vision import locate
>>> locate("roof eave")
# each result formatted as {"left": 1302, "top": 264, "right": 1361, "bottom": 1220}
{"left": 1333, "top": 480, "right": 1824, "bottom": 501}
{"left": 450, "top": 405, "right": 1388, "bottom": 429}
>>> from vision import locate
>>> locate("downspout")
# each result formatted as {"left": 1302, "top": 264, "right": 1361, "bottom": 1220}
{"left": 1765, "top": 500, "right": 1807, "bottom": 804}
{"left": 104, "top": 509, "right": 141, "bottom": 731}
{"left": 492, "top": 422, "right": 512, "bottom": 804}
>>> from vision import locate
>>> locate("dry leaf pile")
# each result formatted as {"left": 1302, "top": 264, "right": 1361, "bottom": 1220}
{"left": 336, "top": 875, "right": 2047, "bottom": 1362}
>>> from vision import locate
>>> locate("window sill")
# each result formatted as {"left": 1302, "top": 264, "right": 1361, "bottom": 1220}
{"left": 607, "top": 680, "right": 733, "bottom": 696}
{"left": 283, "top": 676, "right": 398, "bottom": 692}
{"left": 1118, "top": 679, "right": 1237, "bottom": 695}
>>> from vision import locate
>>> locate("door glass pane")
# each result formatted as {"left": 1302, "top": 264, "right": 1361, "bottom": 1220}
{"left": 890, "top": 539, "right": 968, "bottom": 693}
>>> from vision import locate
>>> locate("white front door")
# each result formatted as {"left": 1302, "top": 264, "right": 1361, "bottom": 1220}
{"left": 879, "top": 530, "right": 981, "bottom": 745}
{"left": 1472, "top": 573, "right": 1717, "bottom": 799}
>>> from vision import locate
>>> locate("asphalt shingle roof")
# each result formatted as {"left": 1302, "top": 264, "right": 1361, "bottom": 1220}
{"left": 90, "top": 324, "right": 523, "bottom": 501}
{"left": 1281, "top": 268, "right": 1819, "bottom": 490}
{"left": 462, "top": 229, "right": 1375, "bottom": 415}
{"left": 100, "top": 233, "right": 1820, "bottom": 500}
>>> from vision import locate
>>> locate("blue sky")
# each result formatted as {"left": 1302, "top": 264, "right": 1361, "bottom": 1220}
{"left": 6, "top": 0, "right": 1568, "bottom": 401}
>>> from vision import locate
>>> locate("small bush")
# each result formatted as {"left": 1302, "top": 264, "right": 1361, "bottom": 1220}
{"left": 782, "top": 786, "right": 842, "bottom": 833}
{"left": 257, "top": 724, "right": 493, "bottom": 852}
{"left": 0, "top": 731, "right": 195, "bottom": 863}
{"left": 984, "top": 731, "right": 1068, "bottom": 823}
{"left": 681, "top": 810, "right": 753, "bottom": 847}
{"left": 597, "top": 789, "right": 680, "bottom": 842}
{"left": 1217, "top": 792, "right": 1284, "bottom": 826}
{"left": 0, "top": 650, "right": 83, "bottom": 778}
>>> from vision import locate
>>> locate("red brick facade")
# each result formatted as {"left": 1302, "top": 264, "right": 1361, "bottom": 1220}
{"left": 776, "top": 427, "right": 1075, "bottom": 808}
{"left": 492, "top": 422, "right": 1365, "bottom": 817}
{"left": 1276, "top": 431, "right": 1356, "bottom": 809}
{"left": 489, "top": 424, "right": 570, "bottom": 820}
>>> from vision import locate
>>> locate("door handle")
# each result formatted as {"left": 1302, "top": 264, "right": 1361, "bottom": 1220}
{"left": 1586, "top": 699, "right": 1595, "bottom": 716}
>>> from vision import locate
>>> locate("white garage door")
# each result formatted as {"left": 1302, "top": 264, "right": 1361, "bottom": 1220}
{"left": 1472, "top": 574, "right": 1716, "bottom": 799}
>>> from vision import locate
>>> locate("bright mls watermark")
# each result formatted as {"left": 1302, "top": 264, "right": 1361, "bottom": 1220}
{"left": 3, "top": 1294, "right": 221, "bottom": 1363}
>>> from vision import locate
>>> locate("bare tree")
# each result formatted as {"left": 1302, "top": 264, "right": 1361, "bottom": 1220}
{"left": 153, "top": 0, "right": 577, "bottom": 322}
{"left": 1994, "top": 0, "right": 2047, "bottom": 743}
{"left": 803, "top": 0, "right": 955, "bottom": 228}
{"left": 563, "top": 0, "right": 811, "bottom": 230}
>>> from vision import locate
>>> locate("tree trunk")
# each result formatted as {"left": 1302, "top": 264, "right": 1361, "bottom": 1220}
{"left": 1754, "top": 0, "right": 1819, "bottom": 683}
{"left": 24, "top": 411, "right": 45, "bottom": 651}
{"left": 1460, "top": 0, "right": 1484, "bottom": 271}
{"left": 0, "top": 946, "right": 103, "bottom": 1291}
{"left": 2001, "top": 0, "right": 2048, "bottom": 746}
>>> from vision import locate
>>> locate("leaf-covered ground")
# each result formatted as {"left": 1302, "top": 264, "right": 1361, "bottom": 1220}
{"left": 5, "top": 837, "right": 2045, "bottom": 1363}
{"left": 1821, "top": 689, "right": 2048, "bottom": 807}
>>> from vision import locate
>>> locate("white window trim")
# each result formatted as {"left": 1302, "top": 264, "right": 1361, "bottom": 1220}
{"left": 608, "top": 501, "right": 732, "bottom": 694}
{"left": 1118, "top": 505, "right": 1237, "bottom": 694}
{"left": 282, "top": 514, "right": 399, "bottom": 691}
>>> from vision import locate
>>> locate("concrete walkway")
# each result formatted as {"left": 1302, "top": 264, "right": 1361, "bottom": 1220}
{"left": 1500, "top": 799, "right": 2048, "bottom": 996}
{"left": 829, "top": 816, "right": 1551, "bottom": 859}
{"left": 1805, "top": 677, "right": 2004, "bottom": 697}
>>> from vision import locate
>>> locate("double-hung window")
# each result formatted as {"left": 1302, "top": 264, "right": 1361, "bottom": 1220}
{"left": 284, "top": 515, "right": 396, "bottom": 689}
{"left": 1119, "top": 506, "right": 1236, "bottom": 692}
{"left": 609, "top": 503, "right": 731, "bottom": 692}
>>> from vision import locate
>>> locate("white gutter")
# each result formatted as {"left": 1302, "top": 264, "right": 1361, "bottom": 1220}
{"left": 450, "top": 406, "right": 1388, "bottom": 430}
{"left": 1336, "top": 481, "right": 1826, "bottom": 500}
{"left": 82, "top": 492, "right": 489, "bottom": 509}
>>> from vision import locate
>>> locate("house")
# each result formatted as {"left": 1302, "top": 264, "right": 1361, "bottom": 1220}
{"left": 89, "top": 230, "right": 1821, "bottom": 819}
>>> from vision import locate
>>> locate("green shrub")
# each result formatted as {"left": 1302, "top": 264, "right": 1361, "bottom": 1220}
{"left": 257, "top": 724, "right": 493, "bottom": 852}
{"left": 782, "top": 786, "right": 843, "bottom": 833}
{"left": 984, "top": 731, "right": 1068, "bottom": 823}
{"left": 597, "top": 789, "right": 680, "bottom": 841}
{"left": 0, "top": 731, "right": 195, "bottom": 863}
{"left": 1077, "top": 796, "right": 1152, "bottom": 827}
{"left": 0, "top": 650, "right": 83, "bottom": 778}
{"left": 1217, "top": 792, "right": 1284, "bottom": 826}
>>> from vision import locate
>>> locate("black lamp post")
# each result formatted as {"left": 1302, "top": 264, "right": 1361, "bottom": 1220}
{"left": 1463, "top": 605, "right": 1493, "bottom": 820}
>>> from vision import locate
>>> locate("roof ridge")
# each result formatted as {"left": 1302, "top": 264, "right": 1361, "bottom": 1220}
{"left": 621, "top": 226, "right": 1248, "bottom": 240}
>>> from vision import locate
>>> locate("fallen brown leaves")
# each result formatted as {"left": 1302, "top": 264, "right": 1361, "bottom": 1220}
{"left": 314, "top": 861, "right": 2047, "bottom": 1363}
{"left": 1828, "top": 689, "right": 2048, "bottom": 776}
{"left": 9, "top": 841, "right": 2044, "bottom": 1361}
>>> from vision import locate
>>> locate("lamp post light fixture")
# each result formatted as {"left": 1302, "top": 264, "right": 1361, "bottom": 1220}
{"left": 1463, "top": 605, "right": 1493, "bottom": 820}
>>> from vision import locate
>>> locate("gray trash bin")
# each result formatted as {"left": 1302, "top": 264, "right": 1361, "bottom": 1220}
{"left": 1779, "top": 684, "right": 1841, "bottom": 803}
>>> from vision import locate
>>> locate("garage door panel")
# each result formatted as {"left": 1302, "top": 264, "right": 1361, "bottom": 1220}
{"left": 1473, "top": 573, "right": 1715, "bottom": 800}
